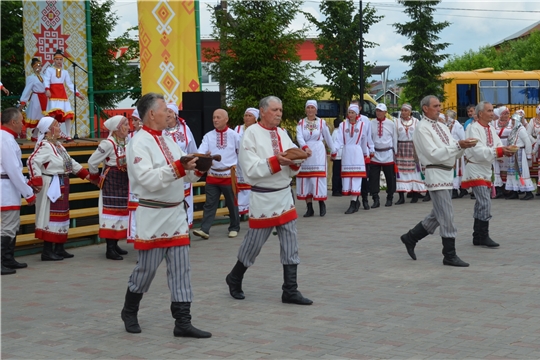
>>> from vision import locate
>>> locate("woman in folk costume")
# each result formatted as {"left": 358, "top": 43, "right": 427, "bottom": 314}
{"left": 525, "top": 106, "right": 540, "bottom": 186}
{"left": 19, "top": 58, "right": 47, "bottom": 141}
{"left": 491, "top": 107, "right": 512, "bottom": 198}
{"left": 43, "top": 50, "right": 84, "bottom": 141}
{"left": 27, "top": 117, "right": 91, "bottom": 261}
{"left": 163, "top": 103, "right": 198, "bottom": 228}
{"left": 394, "top": 103, "right": 425, "bottom": 205}
{"left": 296, "top": 100, "right": 334, "bottom": 217}
{"left": 234, "top": 107, "right": 258, "bottom": 216}
{"left": 505, "top": 113, "right": 534, "bottom": 200}
{"left": 331, "top": 104, "right": 369, "bottom": 214}
{"left": 445, "top": 109, "right": 468, "bottom": 199}
{"left": 127, "top": 109, "right": 142, "bottom": 244}
{"left": 88, "top": 115, "right": 131, "bottom": 260}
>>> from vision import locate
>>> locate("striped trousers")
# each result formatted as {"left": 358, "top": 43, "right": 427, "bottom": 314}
{"left": 127, "top": 245, "right": 192, "bottom": 302}
{"left": 471, "top": 186, "right": 492, "bottom": 221}
{"left": 237, "top": 220, "right": 300, "bottom": 267}
{"left": 421, "top": 189, "right": 457, "bottom": 238}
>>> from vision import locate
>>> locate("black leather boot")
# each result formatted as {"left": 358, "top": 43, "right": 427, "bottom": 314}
{"left": 115, "top": 242, "right": 128, "bottom": 255}
{"left": 506, "top": 191, "right": 518, "bottom": 199}
{"left": 458, "top": 189, "right": 468, "bottom": 198}
{"left": 106, "top": 239, "right": 123, "bottom": 260}
{"left": 410, "top": 192, "right": 419, "bottom": 203}
{"left": 121, "top": 288, "right": 143, "bottom": 333}
{"left": 477, "top": 219, "right": 499, "bottom": 247}
{"left": 385, "top": 195, "right": 393, "bottom": 207}
{"left": 1, "top": 264, "right": 16, "bottom": 275}
{"left": 55, "top": 243, "right": 74, "bottom": 258}
{"left": 171, "top": 302, "right": 212, "bottom": 338}
{"left": 452, "top": 189, "right": 459, "bottom": 199}
{"left": 521, "top": 191, "right": 534, "bottom": 200}
{"left": 423, "top": 191, "right": 431, "bottom": 202}
{"left": 472, "top": 218, "right": 481, "bottom": 246}
{"left": 318, "top": 201, "right": 326, "bottom": 217}
{"left": 281, "top": 264, "right": 313, "bottom": 305}
{"left": 303, "top": 202, "right": 314, "bottom": 217}
{"left": 226, "top": 260, "right": 248, "bottom": 300}
{"left": 442, "top": 237, "right": 469, "bottom": 267}
{"left": 400, "top": 221, "right": 429, "bottom": 260}
{"left": 41, "top": 241, "right": 63, "bottom": 261}
{"left": 371, "top": 194, "right": 380, "bottom": 208}
{"left": 395, "top": 193, "right": 405, "bottom": 205}
{"left": 494, "top": 186, "right": 504, "bottom": 199}
{"left": 344, "top": 200, "right": 356, "bottom": 214}
{"left": 362, "top": 195, "right": 370, "bottom": 210}
{"left": 2, "top": 236, "right": 27, "bottom": 269}
{"left": 354, "top": 198, "right": 361, "bottom": 212}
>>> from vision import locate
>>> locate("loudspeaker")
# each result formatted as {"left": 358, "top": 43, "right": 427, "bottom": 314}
{"left": 202, "top": 106, "right": 219, "bottom": 136}
{"left": 178, "top": 110, "right": 203, "bottom": 147}
{"left": 183, "top": 92, "right": 221, "bottom": 111}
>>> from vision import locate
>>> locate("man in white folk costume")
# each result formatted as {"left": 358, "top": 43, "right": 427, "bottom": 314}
{"left": 0, "top": 108, "right": 36, "bottom": 275}
{"left": 400, "top": 95, "right": 478, "bottom": 267}
{"left": 225, "top": 96, "right": 313, "bottom": 305}
{"left": 461, "top": 101, "right": 515, "bottom": 248}
{"left": 121, "top": 93, "right": 211, "bottom": 339}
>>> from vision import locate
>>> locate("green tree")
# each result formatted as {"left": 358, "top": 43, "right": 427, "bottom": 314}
{"left": 0, "top": 0, "right": 25, "bottom": 108}
{"left": 305, "top": 1, "right": 382, "bottom": 118}
{"left": 393, "top": 0, "right": 450, "bottom": 106}
{"left": 203, "top": 1, "right": 317, "bottom": 126}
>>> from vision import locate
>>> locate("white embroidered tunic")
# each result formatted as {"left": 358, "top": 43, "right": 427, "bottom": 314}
{"left": 198, "top": 127, "right": 239, "bottom": 185}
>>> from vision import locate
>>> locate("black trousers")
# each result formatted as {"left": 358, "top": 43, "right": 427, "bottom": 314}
{"left": 369, "top": 163, "right": 396, "bottom": 198}
{"left": 361, "top": 164, "right": 370, "bottom": 198}
{"left": 331, "top": 160, "right": 342, "bottom": 194}
{"left": 200, "top": 183, "right": 240, "bottom": 233}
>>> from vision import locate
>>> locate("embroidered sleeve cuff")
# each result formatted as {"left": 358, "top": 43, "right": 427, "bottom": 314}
{"left": 267, "top": 156, "right": 282, "bottom": 174}
{"left": 25, "top": 194, "right": 36, "bottom": 203}
{"left": 496, "top": 147, "right": 504, "bottom": 158}
{"left": 20, "top": 101, "right": 26, "bottom": 106}
{"left": 29, "top": 177, "right": 42, "bottom": 187}
{"left": 289, "top": 164, "right": 301, "bottom": 171}
{"left": 172, "top": 160, "right": 187, "bottom": 179}
{"left": 45, "top": 87, "right": 50, "bottom": 91}
{"left": 301, "top": 145, "right": 309, "bottom": 151}
{"left": 89, "top": 172, "right": 101, "bottom": 181}
{"left": 76, "top": 168, "right": 90, "bottom": 180}
{"left": 364, "top": 156, "right": 371, "bottom": 164}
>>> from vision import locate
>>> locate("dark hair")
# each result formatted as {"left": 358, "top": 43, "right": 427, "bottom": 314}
{"left": 137, "top": 93, "right": 164, "bottom": 122}
{"left": 1, "top": 107, "right": 21, "bottom": 125}
{"left": 31, "top": 58, "right": 41, "bottom": 67}
{"left": 333, "top": 117, "right": 342, "bottom": 128}
{"left": 466, "top": 104, "right": 476, "bottom": 111}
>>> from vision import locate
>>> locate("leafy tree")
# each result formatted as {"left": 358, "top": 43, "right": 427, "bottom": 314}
{"left": 305, "top": 1, "right": 383, "bottom": 118}
{"left": 393, "top": 0, "right": 450, "bottom": 106}
{"left": 444, "top": 31, "right": 540, "bottom": 71}
{"left": 203, "top": 0, "right": 318, "bottom": 126}
{"left": 0, "top": 1, "right": 25, "bottom": 109}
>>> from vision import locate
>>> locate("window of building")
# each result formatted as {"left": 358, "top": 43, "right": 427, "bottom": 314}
{"left": 479, "top": 80, "right": 509, "bottom": 104}
{"left": 510, "top": 80, "right": 539, "bottom": 105}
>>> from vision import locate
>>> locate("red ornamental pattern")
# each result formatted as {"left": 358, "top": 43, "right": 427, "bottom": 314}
{"left": 216, "top": 131, "right": 228, "bottom": 150}
{"left": 431, "top": 122, "right": 450, "bottom": 145}
{"left": 34, "top": 24, "right": 70, "bottom": 63}
{"left": 270, "top": 130, "right": 280, "bottom": 155}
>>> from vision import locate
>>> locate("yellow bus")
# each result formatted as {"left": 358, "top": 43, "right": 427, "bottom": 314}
{"left": 441, "top": 68, "right": 540, "bottom": 120}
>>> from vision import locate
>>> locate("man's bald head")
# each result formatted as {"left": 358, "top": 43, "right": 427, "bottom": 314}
{"left": 213, "top": 108, "right": 229, "bottom": 130}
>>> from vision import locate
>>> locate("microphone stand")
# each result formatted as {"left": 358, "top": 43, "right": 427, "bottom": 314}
{"left": 61, "top": 53, "right": 87, "bottom": 140}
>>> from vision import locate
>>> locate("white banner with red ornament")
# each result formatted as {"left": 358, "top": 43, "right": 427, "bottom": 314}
{"left": 23, "top": 0, "right": 90, "bottom": 138}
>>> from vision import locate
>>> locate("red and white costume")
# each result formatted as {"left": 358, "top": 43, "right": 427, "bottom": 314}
{"left": 295, "top": 117, "right": 333, "bottom": 201}
{"left": 234, "top": 124, "right": 251, "bottom": 215}
{"left": 448, "top": 119, "right": 466, "bottom": 191}
{"left": 395, "top": 116, "right": 425, "bottom": 193}
{"left": 198, "top": 127, "right": 239, "bottom": 186}
{"left": 20, "top": 72, "right": 47, "bottom": 129}
{"left": 43, "top": 66, "right": 78, "bottom": 122}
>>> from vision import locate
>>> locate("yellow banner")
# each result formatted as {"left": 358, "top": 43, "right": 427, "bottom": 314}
{"left": 138, "top": 0, "right": 200, "bottom": 107}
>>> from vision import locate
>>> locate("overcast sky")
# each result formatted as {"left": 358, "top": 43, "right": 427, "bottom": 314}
{"left": 111, "top": 0, "right": 540, "bottom": 81}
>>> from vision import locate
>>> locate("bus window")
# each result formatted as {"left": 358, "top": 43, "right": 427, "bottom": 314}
{"left": 510, "top": 80, "right": 539, "bottom": 105}
{"left": 362, "top": 100, "right": 376, "bottom": 119}
{"left": 317, "top": 100, "right": 340, "bottom": 118}
{"left": 479, "top": 80, "right": 509, "bottom": 104}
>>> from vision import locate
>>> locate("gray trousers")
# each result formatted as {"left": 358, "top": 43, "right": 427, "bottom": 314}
{"left": 472, "top": 186, "right": 492, "bottom": 221}
{"left": 237, "top": 220, "right": 300, "bottom": 267}
{"left": 200, "top": 183, "right": 240, "bottom": 233}
{"left": 1, "top": 210, "right": 20, "bottom": 238}
{"left": 128, "top": 246, "right": 192, "bottom": 302}
{"left": 421, "top": 189, "right": 458, "bottom": 238}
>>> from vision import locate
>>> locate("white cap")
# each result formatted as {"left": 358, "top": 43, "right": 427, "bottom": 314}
{"left": 348, "top": 104, "right": 360, "bottom": 115}
{"left": 305, "top": 100, "right": 318, "bottom": 110}
{"left": 132, "top": 109, "right": 140, "bottom": 120}
{"left": 104, "top": 115, "right": 128, "bottom": 131}
{"left": 245, "top": 107, "right": 259, "bottom": 119}
{"left": 376, "top": 103, "right": 387, "bottom": 112}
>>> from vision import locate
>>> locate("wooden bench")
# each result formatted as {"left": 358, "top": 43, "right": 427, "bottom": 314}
{"left": 20, "top": 208, "right": 99, "bottom": 226}
{"left": 21, "top": 190, "right": 100, "bottom": 206}
{"left": 17, "top": 224, "right": 100, "bottom": 247}
{"left": 21, "top": 149, "right": 96, "bottom": 160}
{"left": 23, "top": 163, "right": 101, "bottom": 174}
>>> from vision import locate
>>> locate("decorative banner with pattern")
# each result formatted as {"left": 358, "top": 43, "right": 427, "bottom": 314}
{"left": 138, "top": 0, "right": 200, "bottom": 107}
{"left": 23, "top": 0, "right": 90, "bottom": 137}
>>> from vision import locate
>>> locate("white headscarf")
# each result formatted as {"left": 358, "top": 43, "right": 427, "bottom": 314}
{"left": 132, "top": 109, "right": 140, "bottom": 120}
{"left": 167, "top": 103, "right": 179, "bottom": 115}
{"left": 305, "top": 100, "right": 318, "bottom": 110}
{"left": 348, "top": 104, "right": 359, "bottom": 115}
{"left": 36, "top": 116, "right": 55, "bottom": 144}
{"left": 104, "top": 115, "right": 127, "bottom": 132}
{"left": 245, "top": 107, "right": 259, "bottom": 119}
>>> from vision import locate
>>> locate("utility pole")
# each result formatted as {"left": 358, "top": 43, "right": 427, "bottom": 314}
{"left": 219, "top": 0, "right": 227, "bottom": 106}
{"left": 359, "top": 0, "right": 364, "bottom": 105}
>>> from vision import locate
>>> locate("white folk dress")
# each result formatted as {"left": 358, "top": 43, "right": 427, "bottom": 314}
{"left": 234, "top": 124, "right": 251, "bottom": 215}
{"left": 163, "top": 120, "right": 198, "bottom": 227}
{"left": 449, "top": 120, "right": 466, "bottom": 190}
{"left": 505, "top": 125, "right": 534, "bottom": 192}
{"left": 492, "top": 120, "right": 512, "bottom": 187}
{"left": 27, "top": 140, "right": 89, "bottom": 243}
{"left": 20, "top": 73, "right": 47, "bottom": 128}
{"left": 295, "top": 117, "right": 333, "bottom": 201}
{"left": 332, "top": 119, "right": 369, "bottom": 196}
{"left": 126, "top": 126, "right": 201, "bottom": 250}
{"left": 395, "top": 117, "right": 426, "bottom": 193}
{"left": 43, "top": 66, "right": 77, "bottom": 122}
{"left": 239, "top": 123, "right": 300, "bottom": 229}
{"left": 88, "top": 136, "right": 129, "bottom": 240}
